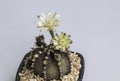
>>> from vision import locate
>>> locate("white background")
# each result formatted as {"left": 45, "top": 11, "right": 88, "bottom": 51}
{"left": 0, "top": 0, "right": 120, "bottom": 81}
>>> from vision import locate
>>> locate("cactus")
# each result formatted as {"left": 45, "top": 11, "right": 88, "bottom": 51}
{"left": 29, "top": 35, "right": 71, "bottom": 80}
{"left": 16, "top": 12, "right": 84, "bottom": 81}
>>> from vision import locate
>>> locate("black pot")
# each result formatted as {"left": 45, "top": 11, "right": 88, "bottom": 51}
{"left": 15, "top": 52, "right": 85, "bottom": 81}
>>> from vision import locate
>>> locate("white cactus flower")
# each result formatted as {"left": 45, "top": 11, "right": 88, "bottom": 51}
{"left": 37, "top": 12, "right": 60, "bottom": 31}
{"left": 53, "top": 32, "right": 72, "bottom": 51}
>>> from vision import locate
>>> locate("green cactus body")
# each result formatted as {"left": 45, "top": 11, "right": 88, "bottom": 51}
{"left": 25, "top": 35, "right": 71, "bottom": 81}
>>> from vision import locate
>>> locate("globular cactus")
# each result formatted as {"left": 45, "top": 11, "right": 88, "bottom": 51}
{"left": 16, "top": 12, "right": 84, "bottom": 81}
{"left": 29, "top": 35, "right": 71, "bottom": 80}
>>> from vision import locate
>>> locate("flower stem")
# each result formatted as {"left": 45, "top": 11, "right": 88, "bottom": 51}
{"left": 49, "top": 30, "right": 55, "bottom": 39}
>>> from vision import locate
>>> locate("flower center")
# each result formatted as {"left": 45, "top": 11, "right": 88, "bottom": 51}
{"left": 59, "top": 39, "right": 66, "bottom": 47}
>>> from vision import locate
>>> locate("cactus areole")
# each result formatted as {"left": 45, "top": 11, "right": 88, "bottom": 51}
{"left": 16, "top": 12, "right": 85, "bottom": 81}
